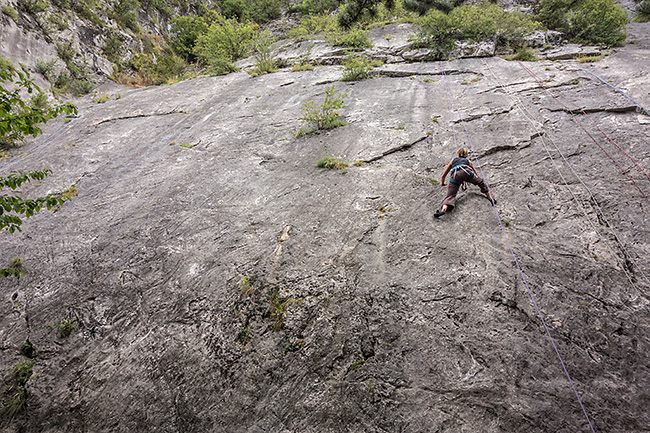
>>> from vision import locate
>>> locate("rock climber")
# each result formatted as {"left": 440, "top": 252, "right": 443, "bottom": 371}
{"left": 434, "top": 147, "right": 496, "bottom": 218}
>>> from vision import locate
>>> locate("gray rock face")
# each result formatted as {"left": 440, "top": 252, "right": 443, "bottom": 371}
{"left": 1, "top": 22, "right": 650, "bottom": 433}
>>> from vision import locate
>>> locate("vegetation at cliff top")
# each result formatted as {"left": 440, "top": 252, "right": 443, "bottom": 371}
{"left": 6, "top": 0, "right": 630, "bottom": 85}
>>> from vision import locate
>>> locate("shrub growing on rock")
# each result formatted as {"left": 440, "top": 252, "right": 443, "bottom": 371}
{"left": 341, "top": 54, "right": 381, "bottom": 81}
{"left": 193, "top": 13, "right": 257, "bottom": 72}
{"left": 537, "top": 0, "right": 627, "bottom": 46}
{"left": 2, "top": 5, "right": 20, "bottom": 20}
{"left": 110, "top": 0, "right": 140, "bottom": 33}
{"left": 296, "top": 85, "right": 348, "bottom": 136}
{"left": 317, "top": 154, "right": 349, "bottom": 170}
{"left": 288, "top": 13, "right": 338, "bottom": 41}
{"left": 413, "top": 3, "right": 541, "bottom": 58}
{"left": 19, "top": 0, "right": 49, "bottom": 15}
{"left": 504, "top": 46, "right": 538, "bottom": 61}
{"left": 333, "top": 27, "right": 372, "bottom": 48}
{"left": 249, "top": 31, "right": 278, "bottom": 76}
{"left": 637, "top": 0, "right": 650, "bottom": 21}
{"left": 35, "top": 58, "right": 58, "bottom": 81}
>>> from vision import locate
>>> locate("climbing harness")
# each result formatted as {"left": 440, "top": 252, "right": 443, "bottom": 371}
{"left": 449, "top": 164, "right": 474, "bottom": 190}
{"left": 441, "top": 65, "right": 597, "bottom": 433}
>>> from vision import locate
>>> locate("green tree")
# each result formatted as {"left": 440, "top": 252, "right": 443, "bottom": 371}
{"left": 338, "top": 0, "right": 395, "bottom": 28}
{"left": 403, "top": 0, "right": 465, "bottom": 15}
{"left": 170, "top": 11, "right": 222, "bottom": 63}
{"left": 193, "top": 14, "right": 257, "bottom": 72}
{"left": 537, "top": 0, "right": 627, "bottom": 46}
{"left": 1, "top": 61, "right": 76, "bottom": 147}
{"left": 0, "top": 170, "right": 69, "bottom": 278}
{"left": 1, "top": 62, "right": 77, "bottom": 278}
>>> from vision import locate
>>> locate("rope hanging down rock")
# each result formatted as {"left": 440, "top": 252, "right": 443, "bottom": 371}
{"left": 484, "top": 59, "right": 650, "bottom": 290}
{"left": 441, "top": 65, "right": 597, "bottom": 433}
{"left": 559, "top": 60, "right": 650, "bottom": 118}
{"left": 517, "top": 61, "right": 650, "bottom": 206}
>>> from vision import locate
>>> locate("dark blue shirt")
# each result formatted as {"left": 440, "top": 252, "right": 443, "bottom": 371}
{"left": 451, "top": 157, "right": 470, "bottom": 170}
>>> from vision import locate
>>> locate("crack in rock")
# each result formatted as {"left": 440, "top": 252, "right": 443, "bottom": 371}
{"left": 360, "top": 134, "right": 429, "bottom": 163}
{"left": 93, "top": 110, "right": 186, "bottom": 126}
{"left": 452, "top": 106, "right": 514, "bottom": 124}
{"left": 479, "top": 132, "right": 542, "bottom": 157}
{"left": 547, "top": 104, "right": 639, "bottom": 115}
{"left": 374, "top": 68, "right": 482, "bottom": 79}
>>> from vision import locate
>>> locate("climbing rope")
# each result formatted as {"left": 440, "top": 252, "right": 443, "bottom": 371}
{"left": 517, "top": 61, "right": 650, "bottom": 206}
{"left": 483, "top": 59, "right": 650, "bottom": 290}
{"left": 441, "top": 65, "right": 597, "bottom": 433}
{"left": 559, "top": 60, "right": 650, "bottom": 118}
{"left": 520, "top": 61, "right": 650, "bottom": 182}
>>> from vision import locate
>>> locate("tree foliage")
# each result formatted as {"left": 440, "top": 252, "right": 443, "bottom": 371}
{"left": 1, "top": 63, "right": 76, "bottom": 279}
{"left": 171, "top": 11, "right": 221, "bottom": 62}
{"left": 537, "top": 0, "right": 627, "bottom": 46}
{"left": 413, "top": 2, "right": 542, "bottom": 57}
{"left": 338, "top": 0, "right": 394, "bottom": 28}
{"left": 1, "top": 61, "right": 77, "bottom": 147}
{"left": 193, "top": 13, "right": 258, "bottom": 71}
{"left": 0, "top": 169, "right": 69, "bottom": 278}
{"left": 403, "top": 0, "right": 465, "bottom": 15}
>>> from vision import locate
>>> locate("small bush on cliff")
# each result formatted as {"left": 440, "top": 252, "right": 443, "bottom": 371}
{"left": 2, "top": 5, "right": 19, "bottom": 20}
{"left": 341, "top": 54, "right": 382, "bottom": 81}
{"left": 249, "top": 31, "right": 278, "bottom": 76}
{"left": 504, "top": 46, "right": 538, "bottom": 61}
{"left": 110, "top": 0, "right": 140, "bottom": 33}
{"left": 35, "top": 58, "right": 58, "bottom": 81}
{"left": 56, "top": 318, "right": 77, "bottom": 337}
{"left": 30, "top": 92, "right": 50, "bottom": 110}
{"left": 537, "top": 0, "right": 627, "bottom": 46}
{"left": 193, "top": 13, "right": 257, "bottom": 73}
{"left": 1, "top": 63, "right": 76, "bottom": 148}
{"left": 65, "top": 62, "right": 95, "bottom": 96}
{"left": 636, "top": 0, "right": 650, "bottom": 21}
{"left": 288, "top": 13, "right": 338, "bottom": 41}
{"left": 3, "top": 361, "right": 33, "bottom": 419}
{"left": 317, "top": 154, "right": 349, "bottom": 170}
{"left": 296, "top": 85, "right": 348, "bottom": 136}
{"left": 332, "top": 27, "right": 372, "bottom": 48}
{"left": 413, "top": 2, "right": 541, "bottom": 58}
{"left": 56, "top": 41, "right": 75, "bottom": 62}
{"left": 103, "top": 33, "right": 124, "bottom": 64}
{"left": 19, "top": 0, "right": 49, "bottom": 15}
{"left": 11, "top": 361, "right": 33, "bottom": 384}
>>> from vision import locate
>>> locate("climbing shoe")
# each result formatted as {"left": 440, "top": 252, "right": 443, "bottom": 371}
{"left": 434, "top": 209, "right": 446, "bottom": 218}
{"left": 485, "top": 195, "right": 497, "bottom": 205}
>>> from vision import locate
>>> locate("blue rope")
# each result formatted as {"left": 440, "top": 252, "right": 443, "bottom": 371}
{"left": 560, "top": 60, "right": 650, "bottom": 117}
